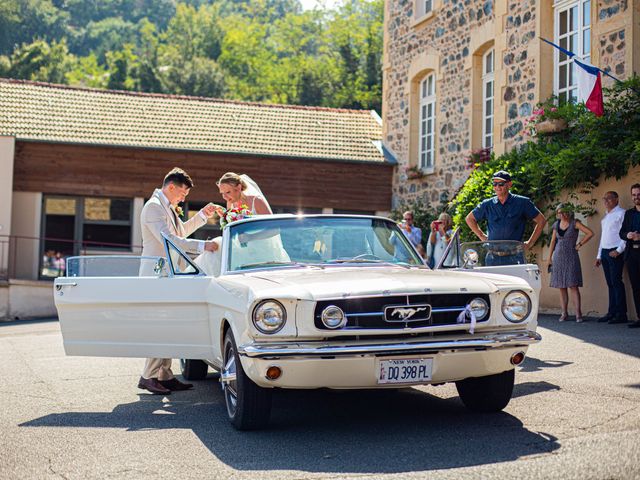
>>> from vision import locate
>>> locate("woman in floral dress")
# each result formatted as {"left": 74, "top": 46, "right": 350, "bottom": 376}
{"left": 547, "top": 204, "right": 594, "bottom": 322}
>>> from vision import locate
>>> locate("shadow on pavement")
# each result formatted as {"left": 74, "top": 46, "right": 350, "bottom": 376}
{"left": 518, "top": 356, "right": 572, "bottom": 373}
{"left": 512, "top": 381, "right": 561, "bottom": 399}
{"left": 537, "top": 314, "right": 640, "bottom": 359}
{"left": 21, "top": 379, "right": 559, "bottom": 474}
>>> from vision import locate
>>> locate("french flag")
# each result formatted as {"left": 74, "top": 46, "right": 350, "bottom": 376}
{"left": 575, "top": 59, "right": 604, "bottom": 117}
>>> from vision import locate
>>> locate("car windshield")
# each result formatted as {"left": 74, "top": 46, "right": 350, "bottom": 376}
{"left": 459, "top": 240, "right": 526, "bottom": 267}
{"left": 226, "top": 216, "right": 423, "bottom": 272}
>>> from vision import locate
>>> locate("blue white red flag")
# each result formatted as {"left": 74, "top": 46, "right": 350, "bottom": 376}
{"left": 540, "top": 37, "right": 605, "bottom": 116}
{"left": 574, "top": 59, "right": 604, "bottom": 116}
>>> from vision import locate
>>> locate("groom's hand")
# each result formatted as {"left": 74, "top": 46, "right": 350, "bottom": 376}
{"left": 204, "top": 241, "right": 218, "bottom": 252}
{"left": 201, "top": 203, "right": 217, "bottom": 218}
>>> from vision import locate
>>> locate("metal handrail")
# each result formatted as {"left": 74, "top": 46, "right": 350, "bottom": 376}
{"left": 0, "top": 234, "right": 142, "bottom": 282}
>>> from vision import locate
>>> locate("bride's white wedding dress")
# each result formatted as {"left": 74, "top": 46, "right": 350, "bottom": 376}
{"left": 193, "top": 176, "right": 289, "bottom": 276}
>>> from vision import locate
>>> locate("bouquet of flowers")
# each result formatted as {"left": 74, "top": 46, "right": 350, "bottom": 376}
{"left": 219, "top": 204, "right": 252, "bottom": 229}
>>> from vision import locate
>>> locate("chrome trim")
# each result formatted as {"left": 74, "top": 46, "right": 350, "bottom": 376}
{"left": 384, "top": 303, "right": 432, "bottom": 322}
{"left": 220, "top": 370, "right": 237, "bottom": 384}
{"left": 238, "top": 331, "right": 541, "bottom": 358}
{"left": 432, "top": 306, "right": 466, "bottom": 313}
{"left": 161, "top": 232, "right": 204, "bottom": 277}
{"left": 316, "top": 292, "right": 482, "bottom": 302}
{"left": 344, "top": 306, "right": 467, "bottom": 318}
{"left": 436, "top": 227, "right": 460, "bottom": 269}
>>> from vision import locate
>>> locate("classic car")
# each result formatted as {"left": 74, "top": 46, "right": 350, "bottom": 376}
{"left": 54, "top": 214, "right": 541, "bottom": 430}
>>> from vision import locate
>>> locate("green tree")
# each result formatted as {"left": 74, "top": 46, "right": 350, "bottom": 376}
{"left": 163, "top": 3, "right": 223, "bottom": 61}
{"left": 81, "top": 17, "right": 139, "bottom": 62}
{"left": 66, "top": 53, "right": 108, "bottom": 88}
{"left": 106, "top": 44, "right": 139, "bottom": 90}
{"left": 325, "top": 0, "right": 383, "bottom": 110}
{"left": 0, "top": 0, "right": 68, "bottom": 55}
{"left": 155, "top": 4, "right": 226, "bottom": 96}
{"left": 7, "top": 39, "right": 74, "bottom": 83}
{"left": 160, "top": 57, "right": 226, "bottom": 97}
{"left": 137, "top": 19, "right": 163, "bottom": 93}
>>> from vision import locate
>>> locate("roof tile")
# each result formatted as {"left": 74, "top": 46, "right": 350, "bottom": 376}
{"left": 0, "top": 79, "right": 384, "bottom": 163}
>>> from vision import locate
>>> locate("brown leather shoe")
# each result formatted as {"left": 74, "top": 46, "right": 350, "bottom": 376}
{"left": 158, "top": 378, "right": 194, "bottom": 391}
{"left": 137, "top": 376, "right": 171, "bottom": 395}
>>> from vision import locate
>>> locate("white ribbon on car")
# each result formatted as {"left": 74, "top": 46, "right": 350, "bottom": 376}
{"left": 456, "top": 304, "right": 477, "bottom": 335}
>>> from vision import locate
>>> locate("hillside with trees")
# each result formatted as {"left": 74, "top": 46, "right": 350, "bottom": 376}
{"left": 0, "top": 0, "right": 382, "bottom": 111}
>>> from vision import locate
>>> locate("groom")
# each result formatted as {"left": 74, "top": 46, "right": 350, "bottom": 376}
{"left": 138, "top": 167, "right": 218, "bottom": 395}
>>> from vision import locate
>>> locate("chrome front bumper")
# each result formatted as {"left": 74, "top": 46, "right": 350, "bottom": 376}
{"left": 238, "top": 330, "right": 541, "bottom": 359}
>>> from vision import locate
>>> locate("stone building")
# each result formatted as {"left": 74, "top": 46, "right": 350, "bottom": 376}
{"left": 382, "top": 0, "right": 639, "bottom": 208}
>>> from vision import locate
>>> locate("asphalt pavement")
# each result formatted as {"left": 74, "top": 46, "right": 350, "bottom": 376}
{"left": 0, "top": 315, "right": 639, "bottom": 479}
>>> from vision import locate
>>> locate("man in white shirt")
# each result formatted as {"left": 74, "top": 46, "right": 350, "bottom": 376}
{"left": 595, "top": 191, "right": 627, "bottom": 324}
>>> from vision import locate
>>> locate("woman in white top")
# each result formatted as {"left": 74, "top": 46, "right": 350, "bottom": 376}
{"left": 427, "top": 213, "right": 453, "bottom": 268}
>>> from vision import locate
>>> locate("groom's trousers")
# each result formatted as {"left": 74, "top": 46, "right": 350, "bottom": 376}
{"left": 142, "top": 358, "right": 174, "bottom": 380}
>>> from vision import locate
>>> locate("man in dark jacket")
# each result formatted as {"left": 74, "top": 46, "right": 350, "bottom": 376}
{"left": 619, "top": 183, "right": 640, "bottom": 328}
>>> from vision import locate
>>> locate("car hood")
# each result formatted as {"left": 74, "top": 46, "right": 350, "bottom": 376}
{"left": 218, "top": 266, "right": 530, "bottom": 302}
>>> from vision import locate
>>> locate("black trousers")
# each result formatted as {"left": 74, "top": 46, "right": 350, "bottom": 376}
{"left": 626, "top": 246, "right": 640, "bottom": 319}
{"left": 601, "top": 248, "right": 627, "bottom": 317}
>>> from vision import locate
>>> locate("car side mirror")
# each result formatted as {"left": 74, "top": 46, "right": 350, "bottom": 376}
{"left": 462, "top": 248, "right": 479, "bottom": 268}
{"left": 154, "top": 257, "right": 166, "bottom": 276}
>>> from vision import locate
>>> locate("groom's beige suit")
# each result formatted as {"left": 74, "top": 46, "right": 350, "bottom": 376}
{"left": 140, "top": 188, "right": 208, "bottom": 380}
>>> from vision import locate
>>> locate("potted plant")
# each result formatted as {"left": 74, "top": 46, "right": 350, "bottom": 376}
{"left": 465, "top": 147, "right": 492, "bottom": 170}
{"left": 405, "top": 165, "right": 425, "bottom": 180}
{"left": 522, "top": 97, "right": 574, "bottom": 137}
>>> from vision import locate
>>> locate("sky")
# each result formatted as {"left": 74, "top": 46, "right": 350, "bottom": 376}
{"left": 299, "top": 0, "right": 341, "bottom": 10}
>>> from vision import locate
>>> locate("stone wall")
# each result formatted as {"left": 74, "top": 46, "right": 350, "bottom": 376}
{"left": 384, "top": 0, "right": 636, "bottom": 209}
{"left": 386, "top": 0, "right": 483, "bottom": 208}
{"left": 597, "top": 0, "right": 629, "bottom": 87}
{"left": 501, "top": 0, "right": 538, "bottom": 152}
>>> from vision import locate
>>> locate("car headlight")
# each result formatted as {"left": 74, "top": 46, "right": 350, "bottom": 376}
{"left": 252, "top": 300, "right": 287, "bottom": 334}
{"left": 469, "top": 297, "right": 489, "bottom": 320}
{"left": 501, "top": 290, "right": 531, "bottom": 323}
{"left": 321, "top": 305, "right": 346, "bottom": 329}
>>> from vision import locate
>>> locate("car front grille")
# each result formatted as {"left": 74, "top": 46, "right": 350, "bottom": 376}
{"left": 313, "top": 293, "right": 490, "bottom": 330}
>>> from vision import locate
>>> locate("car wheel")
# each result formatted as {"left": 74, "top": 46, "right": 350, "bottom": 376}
{"left": 455, "top": 369, "right": 515, "bottom": 413}
{"left": 221, "top": 330, "right": 272, "bottom": 430}
{"left": 180, "top": 359, "right": 208, "bottom": 381}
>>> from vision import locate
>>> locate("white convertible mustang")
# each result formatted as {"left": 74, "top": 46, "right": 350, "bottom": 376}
{"left": 54, "top": 215, "right": 541, "bottom": 430}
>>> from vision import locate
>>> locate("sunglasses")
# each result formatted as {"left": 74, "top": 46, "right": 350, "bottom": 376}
{"left": 492, "top": 181, "right": 507, "bottom": 187}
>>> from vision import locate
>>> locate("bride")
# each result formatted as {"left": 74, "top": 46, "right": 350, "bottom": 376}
{"left": 194, "top": 172, "right": 289, "bottom": 275}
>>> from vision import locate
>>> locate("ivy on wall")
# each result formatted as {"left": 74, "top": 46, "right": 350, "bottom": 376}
{"left": 451, "top": 76, "right": 640, "bottom": 243}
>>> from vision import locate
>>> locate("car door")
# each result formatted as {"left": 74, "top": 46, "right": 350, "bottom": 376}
{"left": 436, "top": 229, "right": 541, "bottom": 294}
{"left": 54, "top": 235, "right": 216, "bottom": 359}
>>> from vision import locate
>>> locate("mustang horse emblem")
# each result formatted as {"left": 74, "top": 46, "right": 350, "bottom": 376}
{"left": 391, "top": 307, "right": 427, "bottom": 320}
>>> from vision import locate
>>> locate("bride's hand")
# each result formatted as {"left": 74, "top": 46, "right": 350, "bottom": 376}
{"left": 203, "top": 203, "right": 225, "bottom": 218}
{"left": 201, "top": 203, "right": 216, "bottom": 218}
{"left": 212, "top": 204, "right": 226, "bottom": 217}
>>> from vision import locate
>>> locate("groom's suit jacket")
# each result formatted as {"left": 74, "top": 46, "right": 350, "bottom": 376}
{"left": 139, "top": 188, "right": 208, "bottom": 380}
{"left": 140, "top": 188, "right": 207, "bottom": 258}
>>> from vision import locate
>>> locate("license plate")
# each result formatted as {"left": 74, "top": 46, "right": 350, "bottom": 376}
{"left": 377, "top": 357, "right": 433, "bottom": 384}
